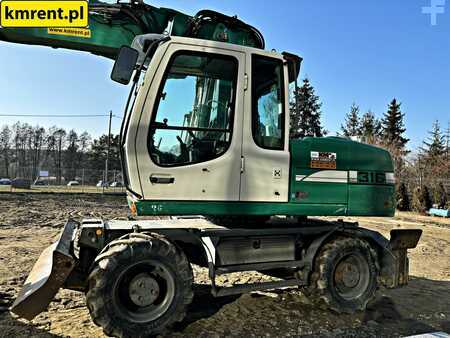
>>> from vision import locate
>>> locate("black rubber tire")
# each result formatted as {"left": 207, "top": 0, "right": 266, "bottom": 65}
{"left": 205, "top": 215, "right": 270, "bottom": 228}
{"left": 307, "top": 237, "right": 379, "bottom": 314}
{"left": 86, "top": 234, "right": 193, "bottom": 338}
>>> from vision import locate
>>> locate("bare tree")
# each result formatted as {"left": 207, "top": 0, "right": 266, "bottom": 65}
{"left": 30, "top": 126, "right": 46, "bottom": 180}
{"left": 0, "top": 125, "right": 12, "bottom": 177}
{"left": 77, "top": 131, "right": 91, "bottom": 168}
{"left": 65, "top": 130, "right": 79, "bottom": 180}
{"left": 12, "top": 122, "right": 31, "bottom": 177}
{"left": 52, "top": 128, "right": 67, "bottom": 184}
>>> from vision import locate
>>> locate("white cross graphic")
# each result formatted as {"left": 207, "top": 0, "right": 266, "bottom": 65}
{"left": 422, "top": 0, "right": 446, "bottom": 26}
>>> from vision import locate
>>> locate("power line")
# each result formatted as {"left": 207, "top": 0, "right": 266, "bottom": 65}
{"left": 0, "top": 114, "right": 115, "bottom": 118}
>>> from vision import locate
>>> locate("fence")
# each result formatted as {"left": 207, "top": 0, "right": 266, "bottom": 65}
{"left": 0, "top": 166, "right": 125, "bottom": 193}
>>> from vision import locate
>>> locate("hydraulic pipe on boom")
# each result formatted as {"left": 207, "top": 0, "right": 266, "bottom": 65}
{"left": 0, "top": 0, "right": 265, "bottom": 59}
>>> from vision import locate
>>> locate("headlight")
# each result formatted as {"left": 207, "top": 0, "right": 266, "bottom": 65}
{"left": 385, "top": 172, "right": 395, "bottom": 184}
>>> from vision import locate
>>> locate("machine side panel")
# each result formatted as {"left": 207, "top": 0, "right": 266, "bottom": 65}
{"left": 132, "top": 199, "right": 347, "bottom": 216}
{"left": 348, "top": 184, "right": 395, "bottom": 216}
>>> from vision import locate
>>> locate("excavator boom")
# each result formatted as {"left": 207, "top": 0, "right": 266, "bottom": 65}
{"left": 0, "top": 0, "right": 264, "bottom": 59}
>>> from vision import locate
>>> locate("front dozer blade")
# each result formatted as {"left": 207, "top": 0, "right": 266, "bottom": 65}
{"left": 10, "top": 220, "right": 77, "bottom": 320}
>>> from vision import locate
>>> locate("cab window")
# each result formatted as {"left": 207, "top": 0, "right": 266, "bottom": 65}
{"left": 252, "top": 55, "right": 285, "bottom": 150}
{"left": 149, "top": 52, "right": 238, "bottom": 166}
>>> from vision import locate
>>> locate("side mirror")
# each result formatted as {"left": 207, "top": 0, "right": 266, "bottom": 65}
{"left": 111, "top": 46, "right": 139, "bottom": 85}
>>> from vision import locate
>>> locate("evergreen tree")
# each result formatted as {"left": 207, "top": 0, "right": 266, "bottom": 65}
{"left": 435, "top": 182, "right": 447, "bottom": 209}
{"left": 340, "top": 103, "right": 360, "bottom": 138}
{"left": 380, "top": 99, "right": 409, "bottom": 150}
{"left": 290, "top": 78, "right": 325, "bottom": 139}
{"left": 380, "top": 99, "right": 409, "bottom": 180}
{"left": 412, "top": 185, "right": 433, "bottom": 214}
{"left": 360, "top": 110, "right": 381, "bottom": 144}
{"left": 89, "top": 134, "right": 121, "bottom": 171}
{"left": 421, "top": 120, "right": 446, "bottom": 159}
{"left": 397, "top": 182, "right": 411, "bottom": 211}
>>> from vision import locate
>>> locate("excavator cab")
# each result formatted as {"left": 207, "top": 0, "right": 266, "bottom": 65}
{"left": 115, "top": 35, "right": 301, "bottom": 209}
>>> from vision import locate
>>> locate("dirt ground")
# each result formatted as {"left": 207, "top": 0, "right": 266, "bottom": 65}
{"left": 0, "top": 193, "right": 449, "bottom": 338}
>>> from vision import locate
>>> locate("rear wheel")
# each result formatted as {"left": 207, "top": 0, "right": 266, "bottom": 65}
{"left": 86, "top": 234, "right": 193, "bottom": 338}
{"left": 307, "top": 237, "right": 379, "bottom": 313}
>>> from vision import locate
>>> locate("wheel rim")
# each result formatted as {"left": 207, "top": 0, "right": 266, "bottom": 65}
{"left": 128, "top": 273, "right": 161, "bottom": 306}
{"left": 113, "top": 260, "right": 176, "bottom": 323}
{"left": 333, "top": 253, "right": 370, "bottom": 301}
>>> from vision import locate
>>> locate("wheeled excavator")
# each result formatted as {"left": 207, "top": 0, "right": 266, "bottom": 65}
{"left": 1, "top": 1, "right": 422, "bottom": 337}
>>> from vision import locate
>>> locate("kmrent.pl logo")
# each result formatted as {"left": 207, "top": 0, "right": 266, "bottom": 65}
{"left": 0, "top": 0, "right": 88, "bottom": 27}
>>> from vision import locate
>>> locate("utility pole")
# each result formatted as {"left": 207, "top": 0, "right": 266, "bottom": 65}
{"left": 105, "top": 110, "right": 112, "bottom": 190}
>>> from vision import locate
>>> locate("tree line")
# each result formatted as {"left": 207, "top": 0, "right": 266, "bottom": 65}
{"left": 289, "top": 78, "right": 450, "bottom": 212}
{"left": 0, "top": 122, "right": 120, "bottom": 183}
{"left": 1, "top": 78, "right": 449, "bottom": 211}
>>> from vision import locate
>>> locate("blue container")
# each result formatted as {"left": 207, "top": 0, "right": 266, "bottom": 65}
{"left": 429, "top": 208, "right": 450, "bottom": 218}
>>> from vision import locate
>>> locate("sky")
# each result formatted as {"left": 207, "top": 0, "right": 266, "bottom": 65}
{"left": 0, "top": 0, "right": 449, "bottom": 150}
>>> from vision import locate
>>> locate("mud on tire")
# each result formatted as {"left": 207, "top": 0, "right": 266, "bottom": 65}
{"left": 308, "top": 237, "right": 379, "bottom": 313}
{"left": 86, "top": 234, "right": 193, "bottom": 338}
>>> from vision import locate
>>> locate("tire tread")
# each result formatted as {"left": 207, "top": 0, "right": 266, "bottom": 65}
{"left": 86, "top": 233, "right": 193, "bottom": 338}
{"left": 307, "top": 236, "right": 379, "bottom": 314}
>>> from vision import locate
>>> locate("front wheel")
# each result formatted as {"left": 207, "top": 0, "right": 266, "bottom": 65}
{"left": 86, "top": 234, "right": 193, "bottom": 338}
{"left": 307, "top": 237, "right": 379, "bottom": 313}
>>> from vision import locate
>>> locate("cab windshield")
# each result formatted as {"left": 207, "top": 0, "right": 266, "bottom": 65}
{"left": 149, "top": 51, "right": 238, "bottom": 167}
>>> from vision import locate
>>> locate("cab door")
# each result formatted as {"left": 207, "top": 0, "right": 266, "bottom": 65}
{"left": 240, "top": 53, "right": 291, "bottom": 202}
{"left": 135, "top": 41, "right": 245, "bottom": 201}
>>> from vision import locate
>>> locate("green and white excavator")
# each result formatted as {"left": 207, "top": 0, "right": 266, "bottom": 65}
{"left": 2, "top": 1, "right": 421, "bottom": 337}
